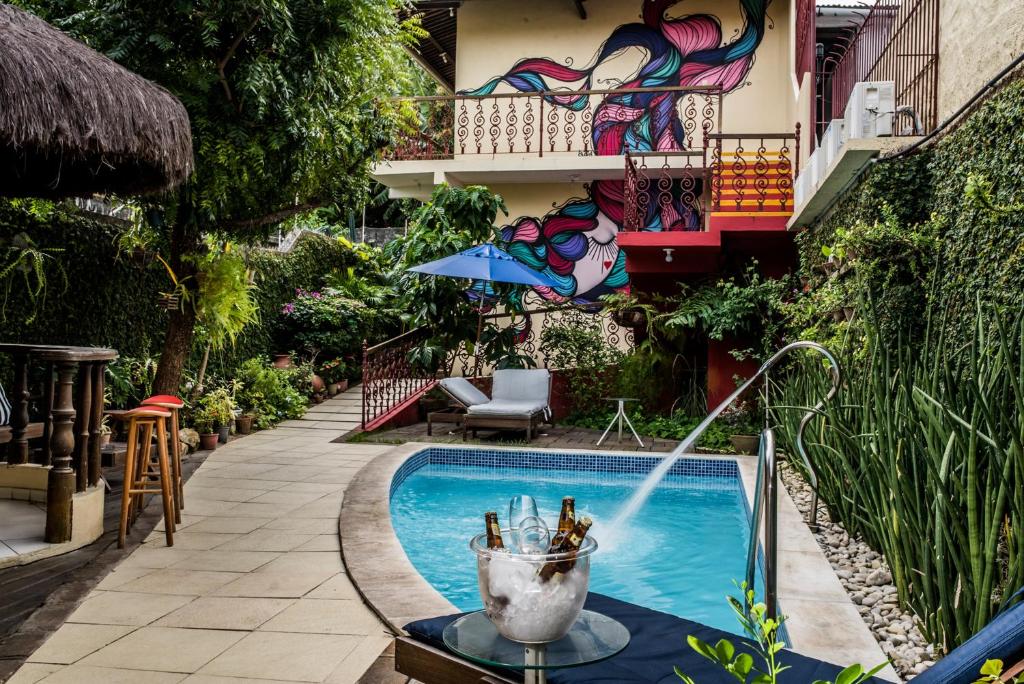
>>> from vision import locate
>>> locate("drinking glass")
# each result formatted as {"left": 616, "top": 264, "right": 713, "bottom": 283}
{"left": 507, "top": 494, "right": 539, "bottom": 552}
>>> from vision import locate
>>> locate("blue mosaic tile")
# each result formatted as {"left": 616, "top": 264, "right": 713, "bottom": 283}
{"left": 390, "top": 446, "right": 740, "bottom": 496}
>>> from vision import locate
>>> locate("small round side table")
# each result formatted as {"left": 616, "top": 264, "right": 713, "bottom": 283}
{"left": 442, "top": 609, "right": 630, "bottom": 684}
{"left": 596, "top": 397, "right": 644, "bottom": 447}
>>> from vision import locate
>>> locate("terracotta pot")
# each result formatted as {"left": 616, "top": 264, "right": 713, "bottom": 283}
{"left": 199, "top": 433, "right": 219, "bottom": 451}
{"left": 217, "top": 425, "right": 230, "bottom": 443}
{"left": 311, "top": 373, "right": 325, "bottom": 392}
{"left": 730, "top": 434, "right": 760, "bottom": 455}
{"left": 235, "top": 415, "right": 253, "bottom": 435}
{"left": 99, "top": 433, "right": 111, "bottom": 448}
{"left": 272, "top": 353, "right": 293, "bottom": 369}
{"left": 337, "top": 379, "right": 349, "bottom": 393}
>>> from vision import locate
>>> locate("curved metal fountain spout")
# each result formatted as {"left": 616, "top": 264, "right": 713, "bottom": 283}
{"left": 611, "top": 341, "right": 841, "bottom": 531}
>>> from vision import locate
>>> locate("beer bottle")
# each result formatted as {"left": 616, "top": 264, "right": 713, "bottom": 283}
{"left": 538, "top": 516, "right": 592, "bottom": 581}
{"left": 549, "top": 497, "right": 576, "bottom": 549}
{"left": 484, "top": 511, "right": 505, "bottom": 550}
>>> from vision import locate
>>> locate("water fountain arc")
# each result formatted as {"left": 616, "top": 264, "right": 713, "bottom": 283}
{"left": 610, "top": 341, "right": 841, "bottom": 530}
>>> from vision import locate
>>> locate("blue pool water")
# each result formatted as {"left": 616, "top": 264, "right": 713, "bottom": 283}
{"left": 390, "top": 448, "right": 759, "bottom": 634}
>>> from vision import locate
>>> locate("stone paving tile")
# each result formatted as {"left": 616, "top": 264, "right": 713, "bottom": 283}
{"left": 154, "top": 597, "right": 295, "bottom": 631}
{"left": 257, "top": 599, "right": 386, "bottom": 636}
{"left": 4, "top": 663, "right": 61, "bottom": 684}
{"left": 114, "top": 569, "right": 244, "bottom": 595}
{"left": 199, "top": 632, "right": 361, "bottom": 682}
{"left": 79, "top": 626, "right": 246, "bottom": 672}
{"left": 184, "top": 517, "right": 271, "bottom": 534}
{"left": 9, "top": 391, "right": 391, "bottom": 684}
{"left": 215, "top": 529, "right": 318, "bottom": 553}
{"left": 325, "top": 634, "right": 394, "bottom": 684}
{"left": 37, "top": 665, "right": 186, "bottom": 683}
{"left": 67, "top": 592, "right": 195, "bottom": 627}
{"left": 26, "top": 624, "right": 135, "bottom": 665}
{"left": 169, "top": 550, "right": 281, "bottom": 573}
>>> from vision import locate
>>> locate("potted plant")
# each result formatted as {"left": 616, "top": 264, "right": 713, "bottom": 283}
{"left": 235, "top": 413, "right": 254, "bottom": 435}
{"left": 197, "top": 387, "right": 235, "bottom": 444}
{"left": 98, "top": 415, "right": 112, "bottom": 448}
{"left": 193, "top": 406, "right": 219, "bottom": 451}
{"left": 272, "top": 353, "right": 293, "bottom": 368}
{"left": 320, "top": 358, "right": 349, "bottom": 395}
{"left": 721, "top": 403, "right": 760, "bottom": 455}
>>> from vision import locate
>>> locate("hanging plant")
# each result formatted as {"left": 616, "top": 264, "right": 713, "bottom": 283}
{"left": 0, "top": 232, "right": 68, "bottom": 324}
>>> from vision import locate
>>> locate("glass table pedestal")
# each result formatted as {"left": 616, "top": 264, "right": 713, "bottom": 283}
{"left": 442, "top": 609, "right": 630, "bottom": 684}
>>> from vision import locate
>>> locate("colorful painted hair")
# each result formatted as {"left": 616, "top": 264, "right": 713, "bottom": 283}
{"left": 461, "top": 0, "right": 771, "bottom": 303}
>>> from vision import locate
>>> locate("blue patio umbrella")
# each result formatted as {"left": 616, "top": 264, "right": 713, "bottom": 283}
{"left": 407, "top": 243, "right": 558, "bottom": 373}
{"left": 407, "top": 243, "right": 557, "bottom": 288}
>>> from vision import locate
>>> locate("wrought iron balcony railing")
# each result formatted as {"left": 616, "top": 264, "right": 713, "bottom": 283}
{"left": 623, "top": 128, "right": 799, "bottom": 232}
{"left": 385, "top": 86, "right": 723, "bottom": 161}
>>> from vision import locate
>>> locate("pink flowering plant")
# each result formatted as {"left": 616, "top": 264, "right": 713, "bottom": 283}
{"left": 277, "top": 287, "right": 396, "bottom": 361}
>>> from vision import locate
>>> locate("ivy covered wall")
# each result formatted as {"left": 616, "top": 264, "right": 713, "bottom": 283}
{"left": 793, "top": 75, "right": 1024, "bottom": 342}
{"left": 0, "top": 201, "right": 356, "bottom": 381}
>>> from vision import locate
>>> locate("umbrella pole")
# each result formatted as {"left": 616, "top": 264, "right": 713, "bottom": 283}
{"left": 473, "top": 304, "right": 484, "bottom": 377}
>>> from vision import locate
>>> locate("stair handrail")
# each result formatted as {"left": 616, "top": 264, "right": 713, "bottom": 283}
{"left": 666, "top": 340, "right": 840, "bottom": 527}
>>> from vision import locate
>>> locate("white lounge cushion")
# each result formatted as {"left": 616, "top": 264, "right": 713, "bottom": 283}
{"left": 439, "top": 377, "right": 490, "bottom": 407}
{"left": 467, "top": 400, "right": 548, "bottom": 417}
{"left": 491, "top": 369, "right": 550, "bottom": 404}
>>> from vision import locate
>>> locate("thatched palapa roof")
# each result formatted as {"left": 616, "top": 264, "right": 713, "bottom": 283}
{"left": 0, "top": 4, "right": 194, "bottom": 198}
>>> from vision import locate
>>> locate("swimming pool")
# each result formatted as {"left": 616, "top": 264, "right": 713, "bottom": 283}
{"left": 389, "top": 447, "right": 761, "bottom": 634}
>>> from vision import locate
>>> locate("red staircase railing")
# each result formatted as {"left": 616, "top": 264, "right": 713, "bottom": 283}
{"left": 361, "top": 327, "right": 435, "bottom": 430}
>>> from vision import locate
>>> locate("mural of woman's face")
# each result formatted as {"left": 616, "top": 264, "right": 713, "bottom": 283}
{"left": 463, "top": 0, "right": 770, "bottom": 303}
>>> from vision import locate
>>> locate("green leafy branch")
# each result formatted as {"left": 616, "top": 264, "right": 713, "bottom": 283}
{"left": 0, "top": 232, "right": 69, "bottom": 324}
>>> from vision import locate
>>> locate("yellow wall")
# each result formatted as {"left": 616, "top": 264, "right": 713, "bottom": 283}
{"left": 938, "top": 0, "right": 1024, "bottom": 120}
{"left": 456, "top": 0, "right": 799, "bottom": 137}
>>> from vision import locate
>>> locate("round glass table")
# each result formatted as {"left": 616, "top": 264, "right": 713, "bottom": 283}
{"left": 442, "top": 609, "right": 630, "bottom": 684}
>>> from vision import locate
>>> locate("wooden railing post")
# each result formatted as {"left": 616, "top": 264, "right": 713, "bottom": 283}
{"left": 73, "top": 361, "right": 92, "bottom": 493}
{"left": 45, "top": 360, "right": 77, "bottom": 543}
{"left": 8, "top": 352, "right": 31, "bottom": 464}
{"left": 88, "top": 361, "right": 105, "bottom": 488}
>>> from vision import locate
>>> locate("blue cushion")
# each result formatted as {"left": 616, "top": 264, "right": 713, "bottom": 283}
{"left": 404, "top": 592, "right": 892, "bottom": 683}
{"left": 913, "top": 590, "right": 1024, "bottom": 684}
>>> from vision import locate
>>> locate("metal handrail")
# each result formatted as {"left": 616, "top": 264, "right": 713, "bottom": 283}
{"left": 745, "top": 428, "right": 779, "bottom": 618}
{"left": 659, "top": 341, "right": 840, "bottom": 620}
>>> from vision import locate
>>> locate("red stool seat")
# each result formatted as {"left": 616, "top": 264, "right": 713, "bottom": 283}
{"left": 142, "top": 395, "right": 185, "bottom": 408}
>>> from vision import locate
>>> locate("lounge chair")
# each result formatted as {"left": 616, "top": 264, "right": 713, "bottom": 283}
{"left": 438, "top": 370, "right": 552, "bottom": 442}
{"left": 397, "top": 590, "right": 1024, "bottom": 683}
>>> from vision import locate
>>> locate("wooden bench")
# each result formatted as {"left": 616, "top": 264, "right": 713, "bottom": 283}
{"left": 0, "top": 422, "right": 44, "bottom": 445}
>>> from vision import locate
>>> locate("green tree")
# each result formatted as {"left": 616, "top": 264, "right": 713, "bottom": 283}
{"left": 17, "top": 0, "right": 418, "bottom": 392}
{"left": 384, "top": 184, "right": 508, "bottom": 369}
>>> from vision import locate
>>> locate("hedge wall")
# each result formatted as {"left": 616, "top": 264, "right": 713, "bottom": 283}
{"left": 0, "top": 202, "right": 168, "bottom": 358}
{"left": 0, "top": 200, "right": 357, "bottom": 382}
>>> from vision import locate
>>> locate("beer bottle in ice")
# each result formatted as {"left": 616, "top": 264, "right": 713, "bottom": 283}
{"left": 549, "top": 496, "right": 576, "bottom": 549}
{"left": 485, "top": 511, "right": 505, "bottom": 550}
{"left": 538, "top": 516, "right": 592, "bottom": 581}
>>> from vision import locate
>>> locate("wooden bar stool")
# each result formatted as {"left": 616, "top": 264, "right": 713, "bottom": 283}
{"left": 110, "top": 407, "right": 175, "bottom": 548}
{"left": 142, "top": 394, "right": 185, "bottom": 524}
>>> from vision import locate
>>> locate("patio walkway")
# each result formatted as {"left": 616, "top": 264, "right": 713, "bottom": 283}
{"left": 7, "top": 388, "right": 396, "bottom": 684}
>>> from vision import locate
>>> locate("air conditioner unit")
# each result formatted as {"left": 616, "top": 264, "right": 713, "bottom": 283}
{"left": 844, "top": 81, "right": 895, "bottom": 139}
{"left": 820, "top": 118, "right": 847, "bottom": 172}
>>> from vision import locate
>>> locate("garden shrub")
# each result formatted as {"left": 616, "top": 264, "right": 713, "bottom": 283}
{"left": 234, "top": 358, "right": 307, "bottom": 429}
{"left": 539, "top": 311, "right": 623, "bottom": 413}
